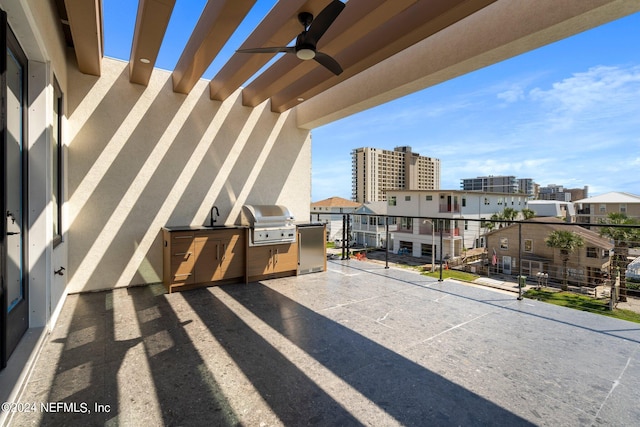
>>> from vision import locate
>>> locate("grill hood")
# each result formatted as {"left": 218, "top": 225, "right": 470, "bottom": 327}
{"left": 239, "top": 205, "right": 296, "bottom": 246}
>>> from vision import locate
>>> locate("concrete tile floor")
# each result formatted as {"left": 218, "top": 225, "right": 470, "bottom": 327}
{"left": 6, "top": 259, "right": 640, "bottom": 426}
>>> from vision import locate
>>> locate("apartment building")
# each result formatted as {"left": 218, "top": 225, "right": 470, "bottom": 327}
{"left": 386, "top": 190, "right": 526, "bottom": 260}
{"left": 574, "top": 192, "right": 640, "bottom": 224}
{"left": 351, "top": 146, "right": 440, "bottom": 203}
{"left": 539, "top": 184, "right": 589, "bottom": 202}
{"left": 461, "top": 176, "right": 536, "bottom": 198}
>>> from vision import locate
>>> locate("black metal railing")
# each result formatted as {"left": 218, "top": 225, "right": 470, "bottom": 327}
{"left": 341, "top": 213, "right": 640, "bottom": 301}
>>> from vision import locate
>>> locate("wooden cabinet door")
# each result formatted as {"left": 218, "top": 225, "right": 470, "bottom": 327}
{"left": 271, "top": 243, "right": 298, "bottom": 273}
{"left": 246, "top": 245, "right": 274, "bottom": 277}
{"left": 194, "top": 236, "right": 222, "bottom": 283}
{"left": 220, "top": 233, "right": 245, "bottom": 279}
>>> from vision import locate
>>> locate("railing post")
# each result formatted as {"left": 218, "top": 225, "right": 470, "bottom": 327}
{"left": 346, "top": 213, "right": 351, "bottom": 259}
{"left": 439, "top": 219, "right": 444, "bottom": 282}
{"left": 518, "top": 222, "right": 523, "bottom": 300}
{"left": 341, "top": 214, "right": 346, "bottom": 260}
{"left": 385, "top": 215, "right": 389, "bottom": 269}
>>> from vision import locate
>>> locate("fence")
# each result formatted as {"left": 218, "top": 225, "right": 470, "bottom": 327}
{"left": 339, "top": 213, "right": 640, "bottom": 300}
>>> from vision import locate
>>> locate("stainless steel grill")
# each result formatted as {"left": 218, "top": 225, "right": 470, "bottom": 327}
{"left": 239, "top": 205, "right": 296, "bottom": 246}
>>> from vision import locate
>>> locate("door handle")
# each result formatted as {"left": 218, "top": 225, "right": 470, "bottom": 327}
{"left": 7, "top": 231, "right": 19, "bottom": 235}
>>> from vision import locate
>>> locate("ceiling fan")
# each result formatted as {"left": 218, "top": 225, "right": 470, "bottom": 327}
{"left": 237, "top": 0, "right": 345, "bottom": 75}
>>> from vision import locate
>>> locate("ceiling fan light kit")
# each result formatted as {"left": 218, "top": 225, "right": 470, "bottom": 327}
{"left": 237, "top": 0, "right": 345, "bottom": 75}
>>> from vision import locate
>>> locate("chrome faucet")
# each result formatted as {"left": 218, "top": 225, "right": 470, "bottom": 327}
{"left": 210, "top": 205, "right": 220, "bottom": 227}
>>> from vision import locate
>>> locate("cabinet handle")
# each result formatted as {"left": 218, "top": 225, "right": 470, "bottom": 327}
{"left": 275, "top": 248, "right": 278, "bottom": 265}
{"left": 221, "top": 243, "right": 226, "bottom": 262}
{"left": 174, "top": 273, "right": 191, "bottom": 277}
{"left": 174, "top": 236, "right": 193, "bottom": 240}
{"left": 216, "top": 244, "right": 219, "bottom": 261}
{"left": 175, "top": 252, "right": 192, "bottom": 257}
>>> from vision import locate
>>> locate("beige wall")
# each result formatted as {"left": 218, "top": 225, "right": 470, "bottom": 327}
{"left": 66, "top": 58, "right": 311, "bottom": 292}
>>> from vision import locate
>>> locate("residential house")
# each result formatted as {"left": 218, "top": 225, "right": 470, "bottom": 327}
{"left": 310, "top": 197, "right": 361, "bottom": 241}
{"left": 574, "top": 192, "right": 640, "bottom": 224}
{"left": 486, "top": 218, "right": 614, "bottom": 286}
{"left": 385, "top": 190, "right": 527, "bottom": 260}
{"left": 352, "top": 202, "right": 394, "bottom": 248}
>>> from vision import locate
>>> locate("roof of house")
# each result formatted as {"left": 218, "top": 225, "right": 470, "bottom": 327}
{"left": 574, "top": 191, "right": 640, "bottom": 204}
{"left": 355, "top": 201, "right": 387, "bottom": 215}
{"left": 487, "top": 217, "right": 614, "bottom": 249}
{"left": 311, "top": 196, "right": 361, "bottom": 208}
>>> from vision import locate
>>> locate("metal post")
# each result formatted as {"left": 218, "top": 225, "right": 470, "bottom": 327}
{"left": 438, "top": 219, "right": 444, "bottom": 282}
{"left": 341, "top": 214, "right": 346, "bottom": 260}
{"left": 517, "top": 222, "right": 523, "bottom": 300}
{"left": 346, "top": 213, "right": 351, "bottom": 259}
{"left": 385, "top": 216, "right": 389, "bottom": 269}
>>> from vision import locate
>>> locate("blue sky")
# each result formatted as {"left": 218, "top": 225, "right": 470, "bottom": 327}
{"left": 104, "top": 1, "right": 640, "bottom": 202}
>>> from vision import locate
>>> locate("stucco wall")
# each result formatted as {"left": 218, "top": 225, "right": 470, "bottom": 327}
{"left": 66, "top": 58, "right": 311, "bottom": 292}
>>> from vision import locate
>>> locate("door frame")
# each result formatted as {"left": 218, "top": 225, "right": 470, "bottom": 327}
{"left": 1, "top": 10, "right": 29, "bottom": 369}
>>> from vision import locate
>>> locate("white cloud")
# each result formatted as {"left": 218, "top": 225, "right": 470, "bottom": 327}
{"left": 497, "top": 87, "right": 525, "bottom": 103}
{"left": 529, "top": 65, "right": 640, "bottom": 117}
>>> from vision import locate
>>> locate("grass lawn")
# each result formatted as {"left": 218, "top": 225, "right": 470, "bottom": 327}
{"left": 421, "top": 269, "right": 480, "bottom": 282}
{"left": 524, "top": 288, "right": 640, "bottom": 324}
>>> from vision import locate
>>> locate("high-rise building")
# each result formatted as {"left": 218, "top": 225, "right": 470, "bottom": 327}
{"left": 351, "top": 146, "right": 440, "bottom": 203}
{"left": 460, "top": 175, "right": 536, "bottom": 197}
{"left": 538, "top": 184, "right": 589, "bottom": 202}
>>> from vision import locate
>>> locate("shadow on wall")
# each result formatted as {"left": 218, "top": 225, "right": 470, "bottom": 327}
{"left": 66, "top": 59, "right": 310, "bottom": 292}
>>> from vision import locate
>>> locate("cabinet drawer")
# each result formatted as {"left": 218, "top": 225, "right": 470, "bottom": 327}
{"left": 171, "top": 242, "right": 194, "bottom": 284}
{"left": 171, "top": 231, "right": 196, "bottom": 242}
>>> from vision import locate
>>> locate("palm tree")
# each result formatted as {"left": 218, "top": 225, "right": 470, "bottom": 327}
{"left": 545, "top": 230, "right": 585, "bottom": 291}
{"left": 521, "top": 208, "right": 536, "bottom": 220}
{"left": 599, "top": 213, "right": 640, "bottom": 302}
{"left": 502, "top": 207, "right": 519, "bottom": 224}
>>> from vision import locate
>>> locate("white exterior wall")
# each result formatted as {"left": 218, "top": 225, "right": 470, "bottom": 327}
{"left": 65, "top": 58, "right": 311, "bottom": 293}
{"left": 387, "top": 190, "right": 517, "bottom": 257}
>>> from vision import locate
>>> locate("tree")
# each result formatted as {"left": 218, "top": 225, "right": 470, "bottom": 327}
{"left": 521, "top": 208, "right": 536, "bottom": 220}
{"left": 599, "top": 213, "right": 640, "bottom": 302}
{"left": 545, "top": 230, "right": 585, "bottom": 291}
{"left": 502, "top": 207, "right": 519, "bottom": 225}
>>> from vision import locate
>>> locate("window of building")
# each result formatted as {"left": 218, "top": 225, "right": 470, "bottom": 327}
{"left": 426, "top": 195, "right": 432, "bottom": 201}
{"left": 52, "top": 77, "right": 63, "bottom": 246}
{"left": 400, "top": 217, "right": 412, "bottom": 231}
{"left": 524, "top": 239, "right": 533, "bottom": 252}
{"left": 388, "top": 196, "right": 396, "bottom": 206}
{"left": 462, "top": 197, "right": 466, "bottom": 207}
{"left": 500, "top": 238, "right": 508, "bottom": 250}
{"left": 620, "top": 204, "right": 627, "bottom": 214}
{"left": 586, "top": 247, "right": 598, "bottom": 258}
{"left": 405, "top": 195, "right": 411, "bottom": 201}
{"left": 599, "top": 204, "right": 606, "bottom": 213}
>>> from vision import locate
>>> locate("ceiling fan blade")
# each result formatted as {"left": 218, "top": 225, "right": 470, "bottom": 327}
{"left": 237, "top": 46, "right": 295, "bottom": 54}
{"left": 305, "top": 0, "right": 345, "bottom": 45}
{"left": 314, "top": 52, "right": 343, "bottom": 75}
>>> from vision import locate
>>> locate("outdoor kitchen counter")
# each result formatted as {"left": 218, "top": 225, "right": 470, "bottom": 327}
{"left": 162, "top": 225, "right": 247, "bottom": 232}
{"left": 162, "top": 226, "right": 247, "bottom": 293}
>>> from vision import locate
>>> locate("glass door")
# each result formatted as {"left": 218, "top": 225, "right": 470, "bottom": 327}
{"left": 1, "top": 12, "right": 28, "bottom": 369}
